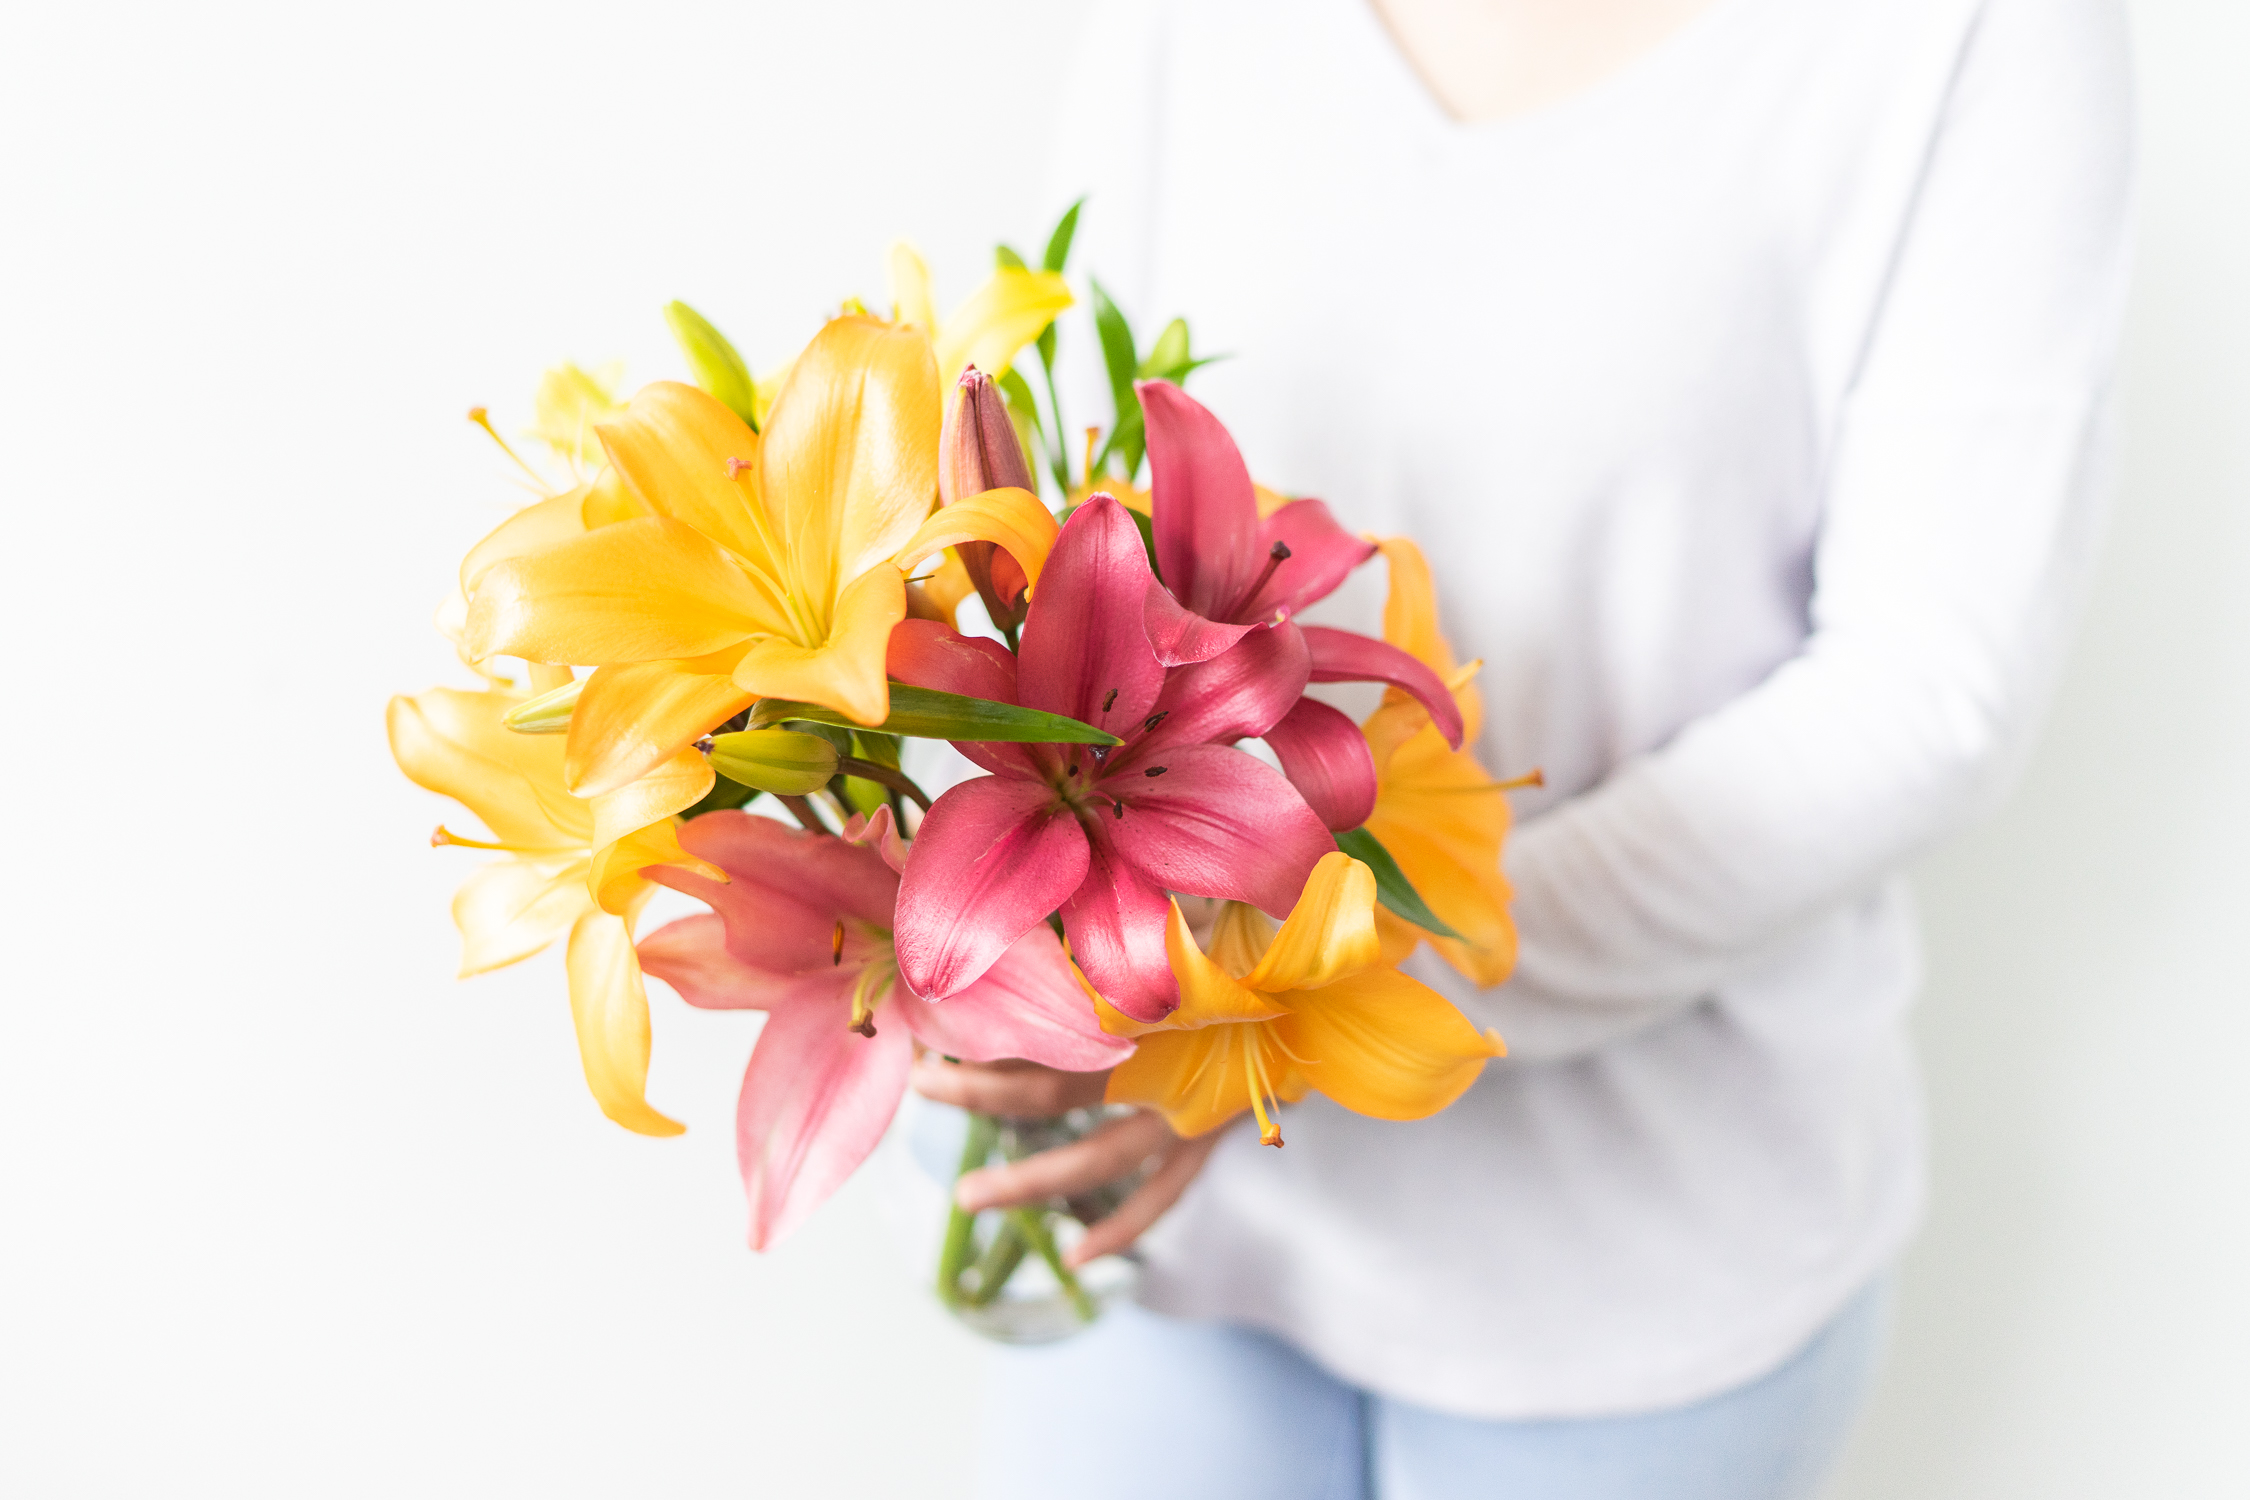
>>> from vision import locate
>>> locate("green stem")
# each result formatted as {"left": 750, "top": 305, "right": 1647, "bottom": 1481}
{"left": 777, "top": 794, "right": 832, "bottom": 836}
{"left": 962, "top": 1219, "right": 1029, "bottom": 1308}
{"left": 1011, "top": 1208, "right": 1097, "bottom": 1323}
{"left": 835, "top": 756, "right": 931, "bottom": 811}
{"left": 936, "top": 1112, "right": 1000, "bottom": 1309}
{"left": 1040, "top": 349, "right": 1071, "bottom": 495}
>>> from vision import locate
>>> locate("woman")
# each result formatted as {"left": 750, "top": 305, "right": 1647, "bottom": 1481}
{"left": 914, "top": 1, "right": 2134, "bottom": 1494}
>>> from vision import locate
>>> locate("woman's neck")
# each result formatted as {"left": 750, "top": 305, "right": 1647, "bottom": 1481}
{"left": 1368, "top": 0, "right": 1722, "bottom": 124}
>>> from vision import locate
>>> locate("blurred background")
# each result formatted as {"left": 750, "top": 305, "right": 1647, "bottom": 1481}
{"left": 2, "top": 2, "right": 2242, "bottom": 1494}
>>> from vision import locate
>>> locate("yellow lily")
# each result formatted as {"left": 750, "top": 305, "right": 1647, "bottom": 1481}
{"left": 438, "top": 373, "right": 651, "bottom": 686}
{"left": 1096, "top": 853, "right": 1504, "bottom": 1146}
{"left": 528, "top": 360, "right": 629, "bottom": 472}
{"left": 888, "top": 241, "right": 1073, "bottom": 390}
{"left": 387, "top": 685, "right": 724, "bottom": 1136}
{"left": 462, "top": 316, "right": 969, "bottom": 797}
{"left": 1360, "top": 539, "right": 1521, "bottom": 986}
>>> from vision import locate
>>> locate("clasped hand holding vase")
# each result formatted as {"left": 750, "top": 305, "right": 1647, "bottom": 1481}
{"left": 392, "top": 262, "right": 1519, "bottom": 1334}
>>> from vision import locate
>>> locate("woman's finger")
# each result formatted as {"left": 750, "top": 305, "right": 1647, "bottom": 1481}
{"left": 910, "top": 1056, "right": 1112, "bottom": 1117}
{"left": 955, "top": 1109, "right": 1175, "bottom": 1211}
{"left": 1064, "top": 1127, "right": 1225, "bottom": 1267}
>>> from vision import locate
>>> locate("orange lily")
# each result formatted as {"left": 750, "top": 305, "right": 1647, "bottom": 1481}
{"left": 1096, "top": 853, "right": 1504, "bottom": 1146}
{"left": 1360, "top": 539, "right": 1521, "bottom": 986}
{"left": 387, "top": 685, "right": 723, "bottom": 1135}
{"left": 462, "top": 316, "right": 962, "bottom": 797}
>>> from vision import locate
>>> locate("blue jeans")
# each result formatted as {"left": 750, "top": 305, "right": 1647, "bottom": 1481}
{"left": 981, "top": 1278, "right": 1890, "bottom": 1499}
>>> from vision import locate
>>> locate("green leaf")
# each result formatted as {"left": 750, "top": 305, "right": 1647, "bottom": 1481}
{"left": 997, "top": 364, "right": 1046, "bottom": 444}
{"left": 1036, "top": 320, "right": 1058, "bottom": 372}
{"left": 705, "top": 729, "right": 840, "bottom": 796}
{"left": 1088, "top": 277, "right": 1139, "bottom": 437}
{"left": 1041, "top": 198, "right": 1083, "bottom": 273}
{"left": 662, "top": 301, "right": 759, "bottom": 432}
{"left": 1139, "top": 317, "right": 1189, "bottom": 378}
{"left": 994, "top": 244, "right": 1028, "bottom": 271}
{"left": 749, "top": 682, "right": 1121, "bottom": 746}
{"left": 1333, "top": 827, "right": 1466, "bottom": 941}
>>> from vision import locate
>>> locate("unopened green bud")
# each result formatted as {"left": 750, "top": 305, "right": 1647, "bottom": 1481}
{"left": 704, "top": 728, "right": 839, "bottom": 796}
{"left": 503, "top": 676, "right": 582, "bottom": 734}
{"left": 663, "top": 301, "right": 760, "bottom": 432}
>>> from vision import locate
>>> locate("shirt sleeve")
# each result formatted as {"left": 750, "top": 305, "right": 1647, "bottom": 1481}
{"left": 1493, "top": 0, "right": 2136, "bottom": 1042}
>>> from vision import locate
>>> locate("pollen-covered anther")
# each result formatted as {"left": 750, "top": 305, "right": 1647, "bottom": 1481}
{"left": 724, "top": 457, "right": 754, "bottom": 479}
{"left": 832, "top": 920, "right": 846, "bottom": 967}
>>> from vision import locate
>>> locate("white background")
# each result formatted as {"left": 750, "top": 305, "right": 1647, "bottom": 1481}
{"left": 2, "top": 2, "right": 2242, "bottom": 1495}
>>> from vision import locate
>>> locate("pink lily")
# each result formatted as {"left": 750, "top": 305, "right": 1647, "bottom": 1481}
{"left": 890, "top": 495, "right": 1335, "bottom": 1022}
{"left": 636, "top": 806, "right": 1130, "bottom": 1251}
{"left": 1133, "top": 381, "right": 1468, "bottom": 831}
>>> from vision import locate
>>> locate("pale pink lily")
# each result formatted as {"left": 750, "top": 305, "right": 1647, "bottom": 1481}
{"left": 636, "top": 807, "right": 1129, "bottom": 1251}
{"left": 890, "top": 495, "right": 1335, "bottom": 1022}
{"left": 1134, "top": 381, "right": 1468, "bottom": 832}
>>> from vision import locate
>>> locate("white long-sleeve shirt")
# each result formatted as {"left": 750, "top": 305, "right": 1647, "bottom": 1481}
{"left": 1045, "top": 0, "right": 2134, "bottom": 1416}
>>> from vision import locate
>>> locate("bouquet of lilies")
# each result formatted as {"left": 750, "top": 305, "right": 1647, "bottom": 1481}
{"left": 389, "top": 206, "right": 1527, "bottom": 1332}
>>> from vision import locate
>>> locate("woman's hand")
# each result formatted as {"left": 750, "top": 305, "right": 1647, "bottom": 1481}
{"left": 910, "top": 1055, "right": 1227, "bottom": 1268}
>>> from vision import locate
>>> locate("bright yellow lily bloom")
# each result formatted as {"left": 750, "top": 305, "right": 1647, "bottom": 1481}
{"left": 1097, "top": 853, "right": 1504, "bottom": 1146}
{"left": 386, "top": 685, "right": 724, "bottom": 1136}
{"left": 1360, "top": 539, "right": 1521, "bottom": 986}
{"left": 463, "top": 316, "right": 966, "bottom": 796}
{"left": 887, "top": 242, "right": 1073, "bottom": 390}
{"left": 529, "top": 360, "right": 628, "bottom": 471}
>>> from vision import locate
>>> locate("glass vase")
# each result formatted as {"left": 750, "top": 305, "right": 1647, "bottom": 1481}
{"left": 929, "top": 1106, "right": 1143, "bottom": 1344}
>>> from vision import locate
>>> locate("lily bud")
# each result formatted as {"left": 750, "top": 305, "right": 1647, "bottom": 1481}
{"left": 503, "top": 676, "right": 583, "bottom": 734}
{"left": 937, "top": 367, "right": 1034, "bottom": 631}
{"left": 703, "top": 728, "right": 840, "bottom": 797}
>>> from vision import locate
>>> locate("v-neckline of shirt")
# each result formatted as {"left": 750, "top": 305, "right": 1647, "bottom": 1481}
{"left": 1337, "top": 0, "right": 1772, "bottom": 151}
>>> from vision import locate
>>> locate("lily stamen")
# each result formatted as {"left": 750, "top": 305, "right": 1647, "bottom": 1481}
{"left": 832, "top": 920, "right": 846, "bottom": 967}
{"left": 1228, "top": 540, "right": 1293, "bottom": 620}
{"left": 467, "top": 407, "right": 550, "bottom": 489}
{"left": 430, "top": 823, "right": 537, "bottom": 853}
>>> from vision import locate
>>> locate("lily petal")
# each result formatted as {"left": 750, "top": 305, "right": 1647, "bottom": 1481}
{"left": 451, "top": 856, "right": 586, "bottom": 975}
{"left": 595, "top": 381, "right": 776, "bottom": 571}
{"left": 894, "top": 776, "right": 1090, "bottom": 1000}
{"left": 464, "top": 516, "right": 779, "bottom": 665}
{"left": 1263, "top": 695, "right": 1379, "bottom": 831}
{"left": 1016, "top": 496, "right": 1167, "bottom": 729}
{"left": 889, "top": 242, "right": 937, "bottom": 335}
{"left": 1301, "top": 625, "right": 1465, "bottom": 750}
{"left": 564, "top": 907, "right": 686, "bottom": 1137}
{"left": 1060, "top": 819, "right": 1181, "bottom": 1022}
{"left": 1242, "top": 852, "right": 1383, "bottom": 992}
{"left": 564, "top": 652, "right": 753, "bottom": 798}
{"left": 638, "top": 913, "right": 874, "bottom": 1012}
{"left": 730, "top": 563, "right": 906, "bottom": 727}
{"left": 896, "top": 925, "right": 1133, "bottom": 1071}
{"left": 842, "top": 804, "right": 912, "bottom": 875}
{"left": 587, "top": 812, "right": 717, "bottom": 917}
{"left": 732, "top": 975, "right": 914, "bottom": 1250}
{"left": 1138, "top": 380, "right": 1260, "bottom": 621}
{"left": 884, "top": 619, "right": 1036, "bottom": 777}
{"left": 893, "top": 486, "right": 1056, "bottom": 594}
{"left": 1142, "top": 578, "right": 1260, "bottom": 668}
{"left": 1375, "top": 537, "right": 1457, "bottom": 675}
{"left": 1277, "top": 966, "right": 1502, "bottom": 1122}
{"left": 668, "top": 809, "right": 899, "bottom": 949}
{"left": 1164, "top": 900, "right": 1295, "bottom": 1026}
{"left": 1249, "top": 499, "right": 1377, "bottom": 619}
{"left": 1104, "top": 1026, "right": 1262, "bottom": 1138}
{"left": 387, "top": 688, "right": 589, "bottom": 849}
{"left": 758, "top": 316, "right": 941, "bottom": 599}
{"left": 459, "top": 486, "right": 589, "bottom": 596}
{"left": 1129, "top": 619, "right": 1311, "bottom": 763}
{"left": 934, "top": 267, "right": 1074, "bottom": 386}
{"left": 1105, "top": 744, "right": 1334, "bottom": 918}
